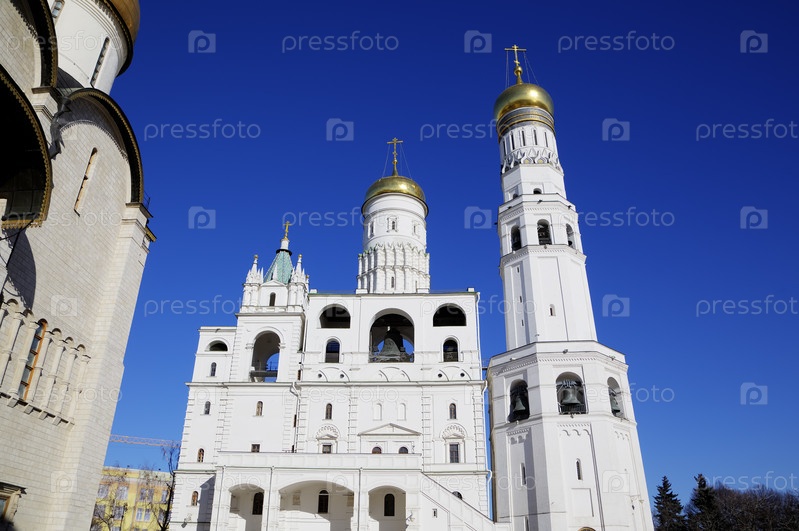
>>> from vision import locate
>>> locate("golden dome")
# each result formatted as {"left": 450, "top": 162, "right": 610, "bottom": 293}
{"left": 494, "top": 81, "right": 554, "bottom": 122}
{"left": 106, "top": 0, "right": 141, "bottom": 42}
{"left": 363, "top": 173, "right": 427, "bottom": 209}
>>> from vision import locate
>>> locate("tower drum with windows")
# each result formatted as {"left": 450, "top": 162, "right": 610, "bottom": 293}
{"left": 487, "top": 49, "right": 653, "bottom": 531}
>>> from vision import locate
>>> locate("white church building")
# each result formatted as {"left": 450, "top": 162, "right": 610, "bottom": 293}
{"left": 170, "top": 53, "right": 652, "bottom": 531}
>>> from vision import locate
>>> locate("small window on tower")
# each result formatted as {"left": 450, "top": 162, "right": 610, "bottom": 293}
{"left": 268, "top": 293, "right": 276, "bottom": 306}
{"left": 511, "top": 227, "right": 522, "bottom": 251}
{"left": 550, "top": 305, "right": 556, "bottom": 316}
{"left": 566, "top": 224, "right": 576, "bottom": 249}
{"left": 251, "top": 444, "right": 260, "bottom": 453}
{"left": 322, "top": 444, "right": 332, "bottom": 454}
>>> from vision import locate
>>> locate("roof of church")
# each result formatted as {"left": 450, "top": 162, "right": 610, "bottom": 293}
{"left": 264, "top": 245, "right": 293, "bottom": 284}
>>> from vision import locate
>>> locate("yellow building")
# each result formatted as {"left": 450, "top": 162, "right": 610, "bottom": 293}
{"left": 91, "top": 467, "right": 173, "bottom": 531}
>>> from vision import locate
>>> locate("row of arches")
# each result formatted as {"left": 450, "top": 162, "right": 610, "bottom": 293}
{"left": 510, "top": 222, "right": 576, "bottom": 251}
{"left": 508, "top": 375, "right": 625, "bottom": 421}
{"left": 319, "top": 304, "right": 467, "bottom": 329}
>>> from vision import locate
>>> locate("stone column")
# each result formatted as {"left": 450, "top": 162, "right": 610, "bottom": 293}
{"left": 0, "top": 309, "right": 24, "bottom": 390}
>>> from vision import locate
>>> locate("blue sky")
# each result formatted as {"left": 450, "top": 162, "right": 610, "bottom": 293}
{"left": 106, "top": 0, "right": 799, "bottom": 506}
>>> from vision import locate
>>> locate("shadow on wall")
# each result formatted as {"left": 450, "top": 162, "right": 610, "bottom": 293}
{"left": 0, "top": 515, "right": 19, "bottom": 531}
{"left": 2, "top": 228, "right": 36, "bottom": 309}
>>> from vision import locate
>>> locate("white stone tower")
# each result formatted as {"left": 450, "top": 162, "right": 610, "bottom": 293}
{"left": 487, "top": 47, "right": 653, "bottom": 531}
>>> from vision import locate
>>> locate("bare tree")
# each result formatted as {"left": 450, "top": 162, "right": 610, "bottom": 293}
{"left": 138, "top": 444, "right": 180, "bottom": 530}
{"left": 90, "top": 467, "right": 130, "bottom": 531}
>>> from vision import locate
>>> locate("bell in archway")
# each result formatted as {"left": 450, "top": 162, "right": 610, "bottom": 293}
{"left": 560, "top": 387, "right": 582, "bottom": 406}
{"left": 379, "top": 326, "right": 405, "bottom": 355}
{"left": 609, "top": 391, "right": 622, "bottom": 416}
{"left": 513, "top": 395, "right": 528, "bottom": 413}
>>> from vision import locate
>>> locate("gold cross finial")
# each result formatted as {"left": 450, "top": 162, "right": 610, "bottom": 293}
{"left": 283, "top": 221, "right": 291, "bottom": 239}
{"left": 387, "top": 137, "right": 403, "bottom": 176}
{"left": 505, "top": 45, "right": 527, "bottom": 84}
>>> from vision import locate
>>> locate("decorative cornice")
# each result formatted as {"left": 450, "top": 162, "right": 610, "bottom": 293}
{"left": 501, "top": 146, "right": 562, "bottom": 174}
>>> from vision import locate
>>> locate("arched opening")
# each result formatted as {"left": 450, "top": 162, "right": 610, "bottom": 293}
{"left": 384, "top": 494, "right": 395, "bottom": 517}
{"left": 320, "top": 305, "right": 351, "bottom": 328}
{"left": 317, "top": 490, "right": 329, "bottom": 514}
{"left": 208, "top": 341, "right": 228, "bottom": 352}
{"left": 566, "top": 224, "right": 576, "bottom": 248}
{"left": 537, "top": 220, "right": 552, "bottom": 245}
{"left": 608, "top": 377, "right": 624, "bottom": 418}
{"left": 453, "top": 491, "right": 463, "bottom": 499}
{"left": 369, "top": 313, "right": 414, "bottom": 363}
{"left": 197, "top": 449, "right": 204, "bottom": 463}
{"left": 576, "top": 459, "right": 583, "bottom": 480}
{"left": 371, "top": 446, "right": 382, "bottom": 454}
{"left": 252, "top": 491, "right": 264, "bottom": 515}
{"left": 209, "top": 362, "right": 217, "bottom": 377}
{"left": 368, "top": 487, "right": 405, "bottom": 528}
{"left": 508, "top": 380, "right": 530, "bottom": 422}
{"left": 324, "top": 403, "right": 333, "bottom": 420}
{"left": 433, "top": 305, "right": 466, "bottom": 327}
{"left": 191, "top": 491, "right": 198, "bottom": 506}
{"left": 268, "top": 293, "right": 276, "bottom": 306}
{"left": 511, "top": 226, "right": 522, "bottom": 251}
{"left": 533, "top": 188, "right": 542, "bottom": 194}
{"left": 449, "top": 403, "right": 457, "bottom": 420}
{"left": 255, "top": 401, "right": 263, "bottom": 416}
{"left": 443, "top": 339, "right": 458, "bottom": 362}
{"left": 325, "top": 340, "right": 340, "bottom": 363}
{"left": 557, "top": 373, "right": 587, "bottom": 414}
{"left": 0, "top": 67, "right": 52, "bottom": 228}
{"left": 398, "top": 447, "right": 409, "bottom": 454}
{"left": 251, "top": 332, "right": 280, "bottom": 382}
{"left": 203, "top": 401, "right": 210, "bottom": 415}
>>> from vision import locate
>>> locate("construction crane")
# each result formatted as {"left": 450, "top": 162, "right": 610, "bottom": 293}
{"left": 109, "top": 434, "right": 180, "bottom": 448}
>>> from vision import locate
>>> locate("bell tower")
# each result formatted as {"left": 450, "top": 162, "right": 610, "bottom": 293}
{"left": 487, "top": 47, "right": 654, "bottom": 531}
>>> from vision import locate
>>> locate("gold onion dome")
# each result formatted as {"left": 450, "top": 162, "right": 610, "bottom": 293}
{"left": 363, "top": 169, "right": 426, "bottom": 205}
{"left": 107, "top": 0, "right": 141, "bottom": 42}
{"left": 494, "top": 82, "right": 554, "bottom": 122}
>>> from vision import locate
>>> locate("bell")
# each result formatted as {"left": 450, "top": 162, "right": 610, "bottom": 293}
{"left": 609, "top": 391, "right": 622, "bottom": 415}
{"left": 512, "top": 395, "right": 527, "bottom": 413}
{"left": 560, "top": 388, "right": 582, "bottom": 406}
{"left": 378, "top": 326, "right": 405, "bottom": 355}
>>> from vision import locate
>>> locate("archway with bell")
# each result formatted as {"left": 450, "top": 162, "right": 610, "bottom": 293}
{"left": 369, "top": 313, "right": 414, "bottom": 363}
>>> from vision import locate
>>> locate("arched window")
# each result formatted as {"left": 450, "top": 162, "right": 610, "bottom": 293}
{"left": 549, "top": 305, "right": 556, "bottom": 317}
{"left": 325, "top": 340, "right": 340, "bottom": 363}
{"left": 91, "top": 38, "right": 110, "bottom": 87}
{"left": 317, "top": 490, "right": 329, "bottom": 514}
{"left": 433, "top": 305, "right": 466, "bottom": 327}
{"left": 209, "top": 362, "right": 217, "bottom": 376}
{"left": 252, "top": 492, "right": 264, "bottom": 515}
{"left": 511, "top": 226, "right": 522, "bottom": 251}
{"left": 453, "top": 491, "right": 463, "bottom": 499}
{"left": 449, "top": 403, "right": 457, "bottom": 420}
{"left": 191, "top": 491, "right": 198, "bottom": 506}
{"left": 566, "top": 224, "right": 575, "bottom": 248}
{"left": 324, "top": 403, "right": 332, "bottom": 420}
{"left": 557, "top": 373, "right": 586, "bottom": 415}
{"left": 443, "top": 339, "right": 458, "bottom": 362}
{"left": 537, "top": 220, "right": 552, "bottom": 245}
{"left": 608, "top": 378, "right": 624, "bottom": 418}
{"left": 398, "top": 403, "right": 406, "bottom": 420}
{"left": 533, "top": 188, "right": 542, "bottom": 194}
{"left": 197, "top": 449, "right": 204, "bottom": 463}
{"left": 521, "top": 463, "right": 527, "bottom": 485}
{"left": 203, "top": 401, "right": 210, "bottom": 415}
{"left": 398, "top": 447, "right": 409, "bottom": 454}
{"left": 320, "top": 306, "right": 351, "bottom": 328}
{"left": 371, "top": 446, "right": 382, "bottom": 454}
{"left": 576, "top": 459, "right": 583, "bottom": 480}
{"left": 208, "top": 341, "right": 228, "bottom": 351}
{"left": 19, "top": 320, "right": 47, "bottom": 400}
{"left": 384, "top": 493, "right": 395, "bottom": 517}
{"left": 74, "top": 148, "right": 96, "bottom": 212}
{"left": 255, "top": 401, "right": 263, "bottom": 416}
{"left": 390, "top": 277, "right": 395, "bottom": 288}
{"left": 508, "top": 380, "right": 529, "bottom": 422}
{"left": 268, "top": 293, "right": 276, "bottom": 306}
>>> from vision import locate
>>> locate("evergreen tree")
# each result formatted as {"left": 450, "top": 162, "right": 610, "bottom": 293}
{"left": 653, "top": 476, "right": 687, "bottom": 530}
{"left": 686, "top": 474, "right": 722, "bottom": 530}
